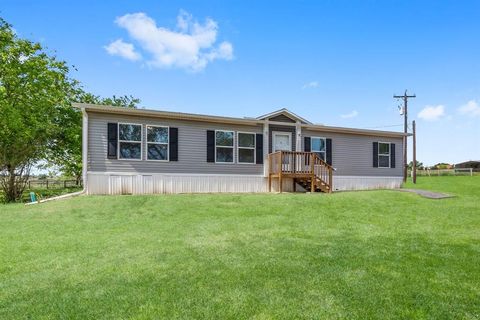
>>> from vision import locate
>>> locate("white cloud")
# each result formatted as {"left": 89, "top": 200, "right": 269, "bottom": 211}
{"left": 302, "top": 81, "right": 319, "bottom": 89}
{"left": 104, "top": 39, "right": 142, "bottom": 61}
{"left": 340, "top": 110, "right": 359, "bottom": 119}
{"left": 459, "top": 100, "right": 480, "bottom": 117}
{"left": 109, "top": 11, "right": 233, "bottom": 71}
{"left": 418, "top": 105, "right": 445, "bottom": 121}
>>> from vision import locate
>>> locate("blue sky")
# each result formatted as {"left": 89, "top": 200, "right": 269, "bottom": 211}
{"left": 3, "top": 0, "right": 480, "bottom": 165}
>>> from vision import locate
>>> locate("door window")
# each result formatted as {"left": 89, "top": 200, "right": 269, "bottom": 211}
{"left": 274, "top": 133, "right": 291, "bottom": 151}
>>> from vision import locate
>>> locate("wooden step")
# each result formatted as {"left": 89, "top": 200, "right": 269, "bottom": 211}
{"left": 294, "top": 176, "right": 331, "bottom": 193}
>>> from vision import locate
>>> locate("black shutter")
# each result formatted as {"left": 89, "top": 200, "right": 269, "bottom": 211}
{"left": 207, "top": 130, "right": 215, "bottom": 162}
{"left": 256, "top": 133, "right": 263, "bottom": 164}
{"left": 326, "top": 138, "right": 332, "bottom": 165}
{"left": 390, "top": 143, "right": 395, "bottom": 168}
{"left": 304, "top": 137, "right": 311, "bottom": 152}
{"left": 107, "top": 123, "right": 118, "bottom": 159}
{"left": 373, "top": 142, "right": 379, "bottom": 168}
{"left": 169, "top": 128, "right": 178, "bottom": 161}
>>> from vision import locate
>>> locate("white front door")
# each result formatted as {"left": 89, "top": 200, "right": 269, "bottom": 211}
{"left": 273, "top": 132, "right": 292, "bottom": 152}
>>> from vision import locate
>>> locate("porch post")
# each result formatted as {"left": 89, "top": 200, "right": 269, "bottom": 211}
{"left": 295, "top": 121, "right": 302, "bottom": 152}
{"left": 82, "top": 108, "right": 89, "bottom": 194}
{"left": 310, "top": 153, "right": 315, "bottom": 192}
{"left": 279, "top": 151, "right": 283, "bottom": 193}
{"left": 263, "top": 120, "right": 269, "bottom": 177}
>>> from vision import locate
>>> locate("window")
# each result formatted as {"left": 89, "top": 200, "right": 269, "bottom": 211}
{"left": 311, "top": 137, "right": 326, "bottom": 160}
{"left": 378, "top": 142, "right": 390, "bottom": 168}
{"left": 215, "top": 130, "right": 234, "bottom": 163}
{"left": 118, "top": 123, "right": 142, "bottom": 160}
{"left": 147, "top": 125, "right": 169, "bottom": 161}
{"left": 238, "top": 132, "right": 255, "bottom": 164}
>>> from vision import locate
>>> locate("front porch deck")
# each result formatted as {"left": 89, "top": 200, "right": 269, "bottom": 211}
{"left": 267, "top": 151, "right": 333, "bottom": 193}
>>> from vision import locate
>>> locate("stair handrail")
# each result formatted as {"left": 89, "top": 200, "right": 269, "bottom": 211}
{"left": 311, "top": 153, "right": 333, "bottom": 192}
{"left": 311, "top": 153, "right": 333, "bottom": 170}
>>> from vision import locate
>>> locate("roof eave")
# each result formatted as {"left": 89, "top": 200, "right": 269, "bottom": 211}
{"left": 74, "top": 103, "right": 262, "bottom": 126}
{"left": 74, "top": 103, "right": 408, "bottom": 138}
{"left": 302, "top": 123, "right": 409, "bottom": 138}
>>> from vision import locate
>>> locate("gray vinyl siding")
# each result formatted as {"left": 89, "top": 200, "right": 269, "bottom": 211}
{"left": 87, "top": 111, "right": 263, "bottom": 174}
{"left": 302, "top": 129, "right": 403, "bottom": 176}
{"left": 87, "top": 111, "right": 403, "bottom": 177}
{"left": 268, "top": 114, "right": 296, "bottom": 123}
{"left": 269, "top": 125, "right": 296, "bottom": 153}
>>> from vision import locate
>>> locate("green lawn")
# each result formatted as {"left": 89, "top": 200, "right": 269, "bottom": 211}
{"left": 1, "top": 177, "right": 479, "bottom": 319}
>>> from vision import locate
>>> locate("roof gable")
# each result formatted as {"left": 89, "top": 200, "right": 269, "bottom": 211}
{"left": 256, "top": 108, "right": 312, "bottom": 124}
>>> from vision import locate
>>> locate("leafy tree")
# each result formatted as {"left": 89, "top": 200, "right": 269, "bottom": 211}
{"left": 0, "top": 17, "right": 140, "bottom": 201}
{"left": 80, "top": 93, "right": 140, "bottom": 109}
{"left": 408, "top": 160, "right": 424, "bottom": 170}
{"left": 432, "top": 163, "right": 452, "bottom": 170}
{"left": 0, "top": 18, "right": 77, "bottom": 202}
{"left": 46, "top": 91, "right": 139, "bottom": 185}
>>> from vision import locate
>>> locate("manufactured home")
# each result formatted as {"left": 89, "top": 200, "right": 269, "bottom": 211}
{"left": 75, "top": 104, "right": 407, "bottom": 195}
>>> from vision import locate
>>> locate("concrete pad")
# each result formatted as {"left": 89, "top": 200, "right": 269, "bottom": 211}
{"left": 396, "top": 188, "right": 454, "bottom": 199}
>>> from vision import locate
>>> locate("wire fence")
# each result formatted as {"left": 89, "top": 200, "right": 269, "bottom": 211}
{"left": 26, "top": 179, "right": 83, "bottom": 190}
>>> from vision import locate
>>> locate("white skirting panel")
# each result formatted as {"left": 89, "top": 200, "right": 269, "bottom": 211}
{"left": 87, "top": 172, "right": 267, "bottom": 195}
{"left": 333, "top": 176, "right": 403, "bottom": 191}
{"left": 87, "top": 172, "right": 403, "bottom": 195}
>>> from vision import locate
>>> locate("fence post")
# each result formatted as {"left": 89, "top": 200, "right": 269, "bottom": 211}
{"left": 46, "top": 180, "right": 49, "bottom": 189}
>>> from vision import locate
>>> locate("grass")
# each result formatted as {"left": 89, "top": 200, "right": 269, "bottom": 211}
{"left": 1, "top": 176, "right": 479, "bottom": 319}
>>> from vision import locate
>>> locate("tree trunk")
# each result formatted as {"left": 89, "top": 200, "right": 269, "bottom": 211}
{"left": 5, "top": 166, "right": 18, "bottom": 202}
{"left": 1, "top": 164, "right": 30, "bottom": 203}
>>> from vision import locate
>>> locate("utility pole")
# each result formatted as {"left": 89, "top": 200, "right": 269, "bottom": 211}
{"left": 394, "top": 90, "right": 416, "bottom": 182}
{"left": 412, "top": 120, "right": 417, "bottom": 184}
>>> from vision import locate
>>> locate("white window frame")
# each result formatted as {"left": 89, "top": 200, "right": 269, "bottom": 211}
{"left": 237, "top": 132, "right": 256, "bottom": 164}
{"left": 215, "top": 130, "right": 235, "bottom": 164}
{"left": 378, "top": 141, "right": 391, "bottom": 168}
{"left": 272, "top": 131, "right": 292, "bottom": 152}
{"left": 118, "top": 123, "right": 143, "bottom": 161}
{"left": 311, "top": 136, "right": 326, "bottom": 160}
{"left": 146, "top": 125, "right": 169, "bottom": 162}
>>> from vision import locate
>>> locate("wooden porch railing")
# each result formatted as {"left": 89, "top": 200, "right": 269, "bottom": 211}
{"left": 268, "top": 151, "right": 333, "bottom": 193}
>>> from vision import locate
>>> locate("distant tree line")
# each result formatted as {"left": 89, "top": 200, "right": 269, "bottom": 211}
{"left": 408, "top": 161, "right": 457, "bottom": 170}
